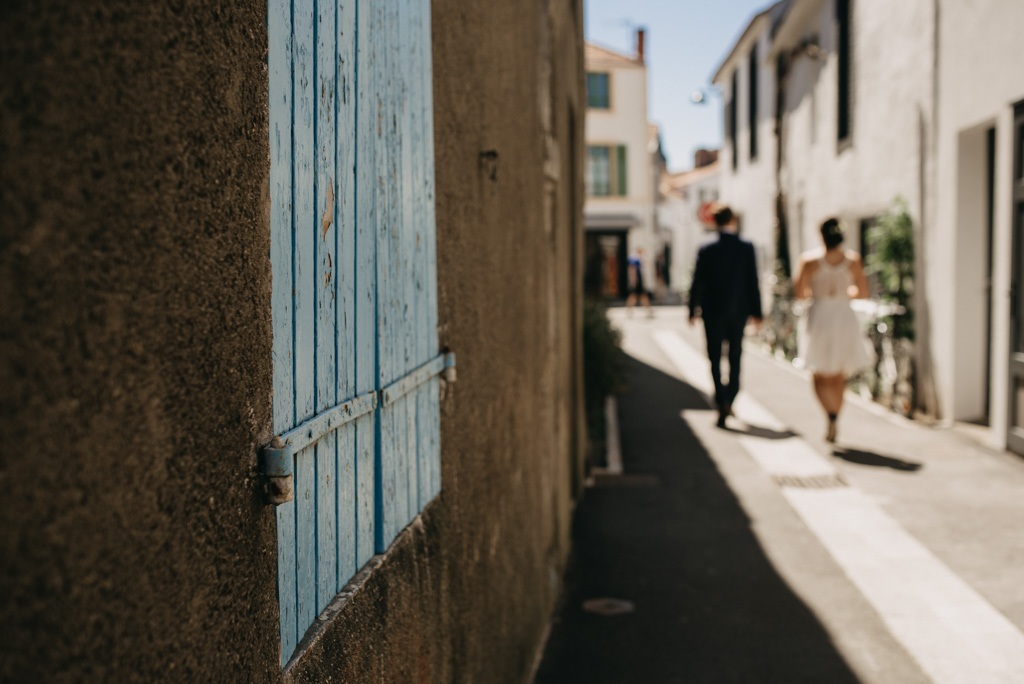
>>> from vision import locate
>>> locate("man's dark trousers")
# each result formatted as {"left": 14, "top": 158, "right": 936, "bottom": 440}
{"left": 704, "top": 317, "right": 744, "bottom": 409}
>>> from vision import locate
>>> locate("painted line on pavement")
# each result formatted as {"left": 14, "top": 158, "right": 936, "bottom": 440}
{"left": 652, "top": 328, "right": 1024, "bottom": 684}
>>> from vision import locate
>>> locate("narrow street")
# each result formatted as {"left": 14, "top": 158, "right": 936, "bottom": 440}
{"left": 535, "top": 307, "right": 1024, "bottom": 684}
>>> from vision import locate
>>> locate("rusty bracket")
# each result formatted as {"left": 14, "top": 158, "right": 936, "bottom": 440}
{"left": 260, "top": 436, "right": 294, "bottom": 505}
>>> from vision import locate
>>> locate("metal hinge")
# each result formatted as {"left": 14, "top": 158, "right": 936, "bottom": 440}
{"left": 260, "top": 436, "right": 294, "bottom": 505}
{"left": 260, "top": 351, "right": 456, "bottom": 506}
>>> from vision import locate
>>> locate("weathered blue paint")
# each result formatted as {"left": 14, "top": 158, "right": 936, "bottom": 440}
{"left": 336, "top": 0, "right": 358, "bottom": 585}
{"left": 269, "top": 0, "right": 440, "bottom": 666}
{"left": 268, "top": 0, "right": 298, "bottom": 664}
{"left": 292, "top": 0, "right": 318, "bottom": 642}
{"left": 373, "top": 0, "right": 396, "bottom": 553}
{"left": 354, "top": 0, "right": 378, "bottom": 571}
{"left": 314, "top": 0, "right": 338, "bottom": 615}
{"left": 276, "top": 389, "right": 376, "bottom": 452}
{"left": 380, "top": 354, "right": 444, "bottom": 405}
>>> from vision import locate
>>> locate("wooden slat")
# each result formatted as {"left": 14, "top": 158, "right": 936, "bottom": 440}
{"left": 294, "top": 442, "right": 317, "bottom": 637}
{"left": 294, "top": 0, "right": 317, "bottom": 426}
{"left": 406, "top": 388, "right": 418, "bottom": 514}
{"left": 336, "top": 0, "right": 358, "bottom": 584}
{"left": 410, "top": 0, "right": 432, "bottom": 512}
{"left": 374, "top": 0, "right": 398, "bottom": 552}
{"left": 269, "top": 0, "right": 297, "bottom": 665}
{"left": 355, "top": 0, "right": 379, "bottom": 559}
{"left": 355, "top": 413, "right": 376, "bottom": 567}
{"left": 421, "top": 0, "right": 442, "bottom": 499}
{"left": 314, "top": 0, "right": 338, "bottom": 613}
{"left": 397, "top": 0, "right": 418, "bottom": 519}
{"left": 336, "top": 423, "right": 356, "bottom": 580}
{"left": 293, "top": 0, "right": 317, "bottom": 634}
{"left": 390, "top": 0, "right": 412, "bottom": 538}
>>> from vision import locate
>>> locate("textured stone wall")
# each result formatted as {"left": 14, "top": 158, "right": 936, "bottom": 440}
{"left": 0, "top": 1, "right": 279, "bottom": 682}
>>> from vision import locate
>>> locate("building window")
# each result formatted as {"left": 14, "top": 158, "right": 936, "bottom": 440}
{"left": 587, "top": 145, "right": 628, "bottom": 196}
{"left": 749, "top": 45, "right": 759, "bottom": 160}
{"left": 729, "top": 71, "right": 738, "bottom": 169}
{"left": 587, "top": 72, "right": 610, "bottom": 108}
{"left": 837, "top": 0, "right": 853, "bottom": 144}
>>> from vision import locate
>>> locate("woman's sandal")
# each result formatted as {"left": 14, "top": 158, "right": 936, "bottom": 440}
{"left": 826, "top": 414, "right": 838, "bottom": 443}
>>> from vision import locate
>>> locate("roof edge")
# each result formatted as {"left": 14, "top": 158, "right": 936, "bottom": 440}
{"left": 710, "top": 0, "right": 789, "bottom": 85}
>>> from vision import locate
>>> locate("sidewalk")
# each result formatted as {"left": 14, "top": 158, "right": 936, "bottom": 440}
{"left": 534, "top": 307, "right": 1024, "bottom": 684}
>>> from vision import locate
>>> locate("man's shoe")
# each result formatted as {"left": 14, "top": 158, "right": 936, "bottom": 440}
{"left": 716, "top": 403, "right": 730, "bottom": 428}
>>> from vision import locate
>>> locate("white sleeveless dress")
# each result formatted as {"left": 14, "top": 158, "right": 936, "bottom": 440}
{"left": 797, "top": 257, "right": 875, "bottom": 375}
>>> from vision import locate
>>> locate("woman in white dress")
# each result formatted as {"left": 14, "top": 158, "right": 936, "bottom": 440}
{"left": 793, "top": 218, "right": 874, "bottom": 442}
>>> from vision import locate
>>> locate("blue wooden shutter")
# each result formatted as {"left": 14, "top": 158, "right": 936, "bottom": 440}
{"left": 268, "top": 0, "right": 440, "bottom": 666}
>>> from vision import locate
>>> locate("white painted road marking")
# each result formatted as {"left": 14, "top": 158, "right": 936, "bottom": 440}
{"left": 652, "top": 329, "right": 1024, "bottom": 684}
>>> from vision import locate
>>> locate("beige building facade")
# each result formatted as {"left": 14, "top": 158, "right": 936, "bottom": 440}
{"left": 584, "top": 36, "right": 658, "bottom": 299}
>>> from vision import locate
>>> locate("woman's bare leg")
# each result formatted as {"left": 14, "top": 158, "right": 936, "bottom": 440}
{"left": 813, "top": 372, "right": 846, "bottom": 442}
{"left": 812, "top": 373, "right": 831, "bottom": 413}
{"left": 828, "top": 374, "right": 846, "bottom": 416}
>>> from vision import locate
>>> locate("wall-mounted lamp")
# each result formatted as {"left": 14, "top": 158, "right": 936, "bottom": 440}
{"left": 690, "top": 86, "right": 720, "bottom": 105}
{"left": 794, "top": 36, "right": 826, "bottom": 61}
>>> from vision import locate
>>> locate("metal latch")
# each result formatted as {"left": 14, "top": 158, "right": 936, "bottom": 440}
{"left": 443, "top": 351, "right": 457, "bottom": 383}
{"left": 260, "top": 436, "right": 294, "bottom": 505}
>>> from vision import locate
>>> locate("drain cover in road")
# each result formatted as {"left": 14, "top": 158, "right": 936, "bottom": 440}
{"left": 582, "top": 598, "right": 635, "bottom": 616}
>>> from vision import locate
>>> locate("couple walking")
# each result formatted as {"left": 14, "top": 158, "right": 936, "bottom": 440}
{"left": 688, "top": 206, "right": 872, "bottom": 442}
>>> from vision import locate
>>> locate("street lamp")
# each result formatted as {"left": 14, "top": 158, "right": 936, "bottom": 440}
{"left": 690, "top": 86, "right": 720, "bottom": 105}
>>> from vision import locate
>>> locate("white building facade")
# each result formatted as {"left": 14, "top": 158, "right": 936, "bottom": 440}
{"left": 660, "top": 160, "right": 720, "bottom": 297}
{"left": 932, "top": 0, "right": 1024, "bottom": 453}
{"left": 714, "top": 0, "right": 1024, "bottom": 453}
{"left": 584, "top": 37, "right": 658, "bottom": 300}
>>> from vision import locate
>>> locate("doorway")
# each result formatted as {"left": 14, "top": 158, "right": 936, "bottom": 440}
{"left": 1008, "top": 102, "right": 1024, "bottom": 454}
{"left": 585, "top": 230, "right": 628, "bottom": 300}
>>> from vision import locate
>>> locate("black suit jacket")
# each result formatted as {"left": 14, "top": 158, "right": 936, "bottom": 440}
{"left": 688, "top": 232, "right": 763, "bottom": 326}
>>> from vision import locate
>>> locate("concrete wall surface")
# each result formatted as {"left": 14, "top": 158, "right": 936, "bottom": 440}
{"left": 1, "top": 0, "right": 584, "bottom": 682}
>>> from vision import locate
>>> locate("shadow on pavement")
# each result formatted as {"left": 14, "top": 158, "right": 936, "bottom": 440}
{"left": 535, "top": 354, "right": 861, "bottom": 684}
{"left": 724, "top": 423, "right": 799, "bottom": 440}
{"left": 832, "top": 447, "right": 923, "bottom": 472}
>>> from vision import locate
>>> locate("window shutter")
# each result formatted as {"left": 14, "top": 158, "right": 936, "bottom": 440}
{"left": 616, "top": 145, "right": 628, "bottom": 196}
{"left": 268, "top": 0, "right": 442, "bottom": 666}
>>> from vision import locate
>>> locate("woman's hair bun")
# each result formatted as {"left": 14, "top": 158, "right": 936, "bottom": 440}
{"left": 820, "top": 217, "right": 844, "bottom": 248}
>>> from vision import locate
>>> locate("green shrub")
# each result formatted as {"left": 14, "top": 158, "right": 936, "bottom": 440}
{"left": 583, "top": 299, "right": 623, "bottom": 441}
{"left": 866, "top": 198, "right": 915, "bottom": 341}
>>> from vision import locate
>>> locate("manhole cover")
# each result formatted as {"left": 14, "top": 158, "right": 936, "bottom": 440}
{"left": 772, "top": 473, "right": 848, "bottom": 489}
{"left": 582, "top": 598, "right": 635, "bottom": 616}
{"left": 589, "top": 473, "right": 660, "bottom": 488}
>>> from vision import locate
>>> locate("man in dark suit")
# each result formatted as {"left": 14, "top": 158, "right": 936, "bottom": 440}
{"left": 688, "top": 205, "right": 763, "bottom": 428}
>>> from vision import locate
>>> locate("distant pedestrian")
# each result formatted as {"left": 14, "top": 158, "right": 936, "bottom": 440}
{"left": 688, "top": 205, "right": 762, "bottom": 427}
{"left": 626, "top": 248, "right": 653, "bottom": 315}
{"left": 793, "top": 218, "right": 874, "bottom": 443}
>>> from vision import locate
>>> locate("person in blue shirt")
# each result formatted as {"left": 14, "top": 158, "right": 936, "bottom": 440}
{"left": 626, "top": 247, "right": 652, "bottom": 315}
{"left": 688, "top": 205, "right": 763, "bottom": 427}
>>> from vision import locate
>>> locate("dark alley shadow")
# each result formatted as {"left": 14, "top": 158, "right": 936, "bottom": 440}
{"left": 724, "top": 423, "right": 799, "bottom": 440}
{"left": 832, "top": 447, "right": 923, "bottom": 472}
{"left": 535, "top": 353, "right": 861, "bottom": 684}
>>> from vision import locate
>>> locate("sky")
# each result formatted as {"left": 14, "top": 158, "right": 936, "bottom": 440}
{"left": 584, "top": 0, "right": 769, "bottom": 173}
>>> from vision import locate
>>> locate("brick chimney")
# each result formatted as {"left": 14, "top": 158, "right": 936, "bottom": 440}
{"left": 636, "top": 28, "right": 646, "bottom": 63}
